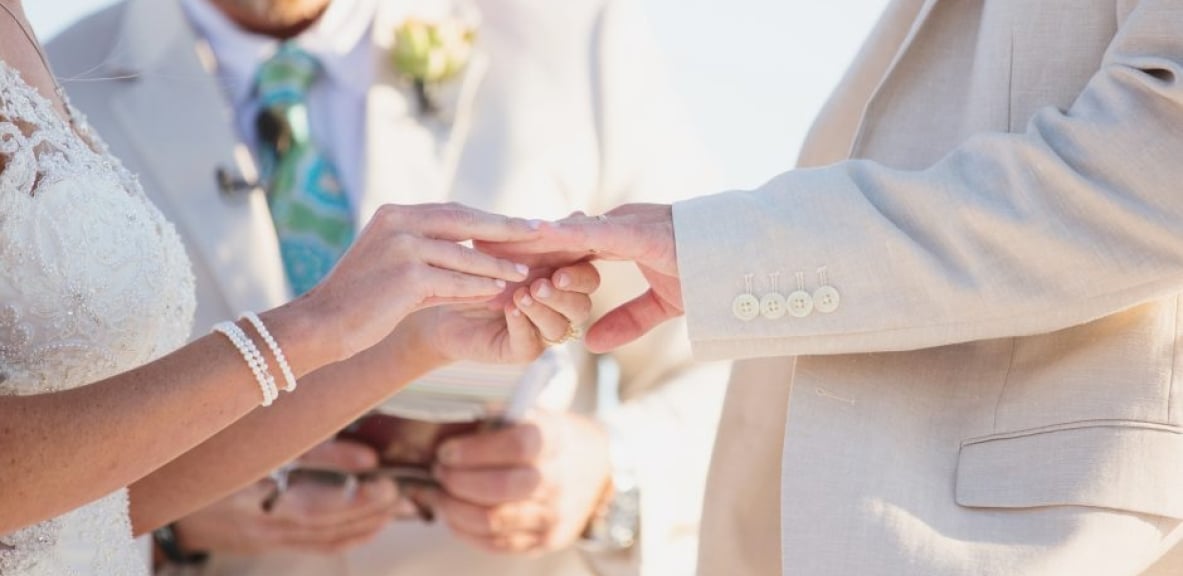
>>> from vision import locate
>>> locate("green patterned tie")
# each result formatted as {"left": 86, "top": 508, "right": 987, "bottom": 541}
{"left": 255, "top": 42, "right": 355, "bottom": 296}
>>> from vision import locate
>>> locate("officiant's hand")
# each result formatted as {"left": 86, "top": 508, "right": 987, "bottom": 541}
{"left": 169, "top": 440, "right": 413, "bottom": 556}
{"left": 479, "top": 204, "right": 681, "bottom": 353}
{"left": 426, "top": 410, "right": 611, "bottom": 554}
{"left": 404, "top": 262, "right": 601, "bottom": 367}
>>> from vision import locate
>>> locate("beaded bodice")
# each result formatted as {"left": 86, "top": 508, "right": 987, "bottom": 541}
{"left": 0, "top": 60, "right": 195, "bottom": 574}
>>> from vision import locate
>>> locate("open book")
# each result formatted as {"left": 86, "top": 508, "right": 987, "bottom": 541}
{"left": 377, "top": 347, "right": 568, "bottom": 423}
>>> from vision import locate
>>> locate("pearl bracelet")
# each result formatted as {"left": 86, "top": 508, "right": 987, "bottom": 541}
{"left": 213, "top": 321, "right": 278, "bottom": 406}
{"left": 240, "top": 312, "right": 297, "bottom": 393}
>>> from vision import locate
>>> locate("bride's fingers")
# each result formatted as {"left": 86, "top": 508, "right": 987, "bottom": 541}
{"left": 421, "top": 268, "right": 511, "bottom": 303}
{"left": 389, "top": 203, "right": 541, "bottom": 243}
{"left": 530, "top": 280, "right": 592, "bottom": 326}
{"left": 473, "top": 238, "right": 583, "bottom": 261}
{"left": 415, "top": 239, "right": 529, "bottom": 283}
{"left": 514, "top": 287, "right": 573, "bottom": 343}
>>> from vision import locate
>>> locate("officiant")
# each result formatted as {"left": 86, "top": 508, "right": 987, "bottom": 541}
{"left": 47, "top": 0, "right": 729, "bottom": 575}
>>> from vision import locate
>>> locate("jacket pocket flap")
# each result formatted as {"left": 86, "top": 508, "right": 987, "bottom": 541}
{"left": 956, "top": 421, "right": 1183, "bottom": 518}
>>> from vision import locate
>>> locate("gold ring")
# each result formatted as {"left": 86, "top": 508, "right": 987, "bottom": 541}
{"left": 542, "top": 323, "right": 582, "bottom": 346}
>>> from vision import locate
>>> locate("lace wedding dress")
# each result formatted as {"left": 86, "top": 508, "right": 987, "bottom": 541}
{"left": 0, "top": 59, "right": 196, "bottom": 574}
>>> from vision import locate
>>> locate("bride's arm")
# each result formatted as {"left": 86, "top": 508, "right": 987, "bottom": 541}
{"left": 0, "top": 204, "right": 541, "bottom": 535}
{"left": 126, "top": 323, "right": 438, "bottom": 537}
{"left": 128, "top": 260, "right": 600, "bottom": 535}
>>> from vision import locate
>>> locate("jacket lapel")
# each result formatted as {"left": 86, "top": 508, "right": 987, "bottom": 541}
{"left": 887, "top": 0, "right": 942, "bottom": 73}
{"left": 359, "top": 1, "right": 489, "bottom": 223}
{"left": 106, "top": 0, "right": 290, "bottom": 313}
{"left": 848, "top": 0, "right": 941, "bottom": 155}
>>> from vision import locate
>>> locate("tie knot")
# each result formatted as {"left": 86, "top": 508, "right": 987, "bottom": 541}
{"left": 256, "top": 43, "right": 321, "bottom": 107}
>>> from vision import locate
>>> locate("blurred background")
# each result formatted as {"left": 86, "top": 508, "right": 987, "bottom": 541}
{"left": 28, "top": 0, "right": 889, "bottom": 192}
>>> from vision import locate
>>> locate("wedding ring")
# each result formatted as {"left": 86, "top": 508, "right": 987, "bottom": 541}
{"left": 542, "top": 323, "right": 582, "bottom": 346}
{"left": 567, "top": 323, "right": 584, "bottom": 342}
{"left": 588, "top": 214, "right": 609, "bottom": 255}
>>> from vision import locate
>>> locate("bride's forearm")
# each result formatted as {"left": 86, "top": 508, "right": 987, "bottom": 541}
{"left": 0, "top": 305, "right": 334, "bottom": 535}
{"left": 127, "top": 322, "right": 447, "bottom": 535}
{"left": 0, "top": 201, "right": 535, "bottom": 536}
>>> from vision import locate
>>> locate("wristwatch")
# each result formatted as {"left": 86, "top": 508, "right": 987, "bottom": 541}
{"left": 580, "top": 462, "right": 641, "bottom": 551}
{"left": 153, "top": 523, "right": 209, "bottom": 567}
{"left": 581, "top": 355, "right": 640, "bottom": 551}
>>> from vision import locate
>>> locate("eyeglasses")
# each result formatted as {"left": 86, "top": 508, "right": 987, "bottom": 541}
{"left": 261, "top": 464, "right": 440, "bottom": 521}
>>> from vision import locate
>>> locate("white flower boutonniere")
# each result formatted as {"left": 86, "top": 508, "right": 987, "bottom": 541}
{"left": 391, "top": 18, "right": 477, "bottom": 118}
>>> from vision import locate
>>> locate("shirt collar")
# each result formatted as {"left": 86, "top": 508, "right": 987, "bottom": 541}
{"left": 181, "top": 0, "right": 377, "bottom": 107}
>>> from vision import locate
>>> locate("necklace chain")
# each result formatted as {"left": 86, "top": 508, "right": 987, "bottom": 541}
{"left": 0, "top": 2, "right": 72, "bottom": 114}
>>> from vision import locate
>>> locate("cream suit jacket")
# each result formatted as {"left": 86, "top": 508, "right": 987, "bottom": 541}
{"left": 47, "top": 1, "right": 729, "bottom": 575}
{"left": 690, "top": 0, "right": 1183, "bottom": 574}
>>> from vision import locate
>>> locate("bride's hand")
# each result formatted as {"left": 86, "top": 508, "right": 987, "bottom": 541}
{"left": 407, "top": 262, "right": 601, "bottom": 366}
{"left": 273, "top": 203, "right": 540, "bottom": 371}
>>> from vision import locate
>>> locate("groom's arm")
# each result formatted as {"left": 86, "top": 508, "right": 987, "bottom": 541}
{"left": 675, "top": 0, "right": 1183, "bottom": 360}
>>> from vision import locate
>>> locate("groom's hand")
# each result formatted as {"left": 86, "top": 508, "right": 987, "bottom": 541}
{"left": 479, "top": 204, "right": 682, "bottom": 353}
{"left": 403, "top": 262, "right": 601, "bottom": 368}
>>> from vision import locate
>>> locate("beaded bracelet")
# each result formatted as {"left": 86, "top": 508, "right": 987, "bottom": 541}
{"left": 240, "top": 311, "right": 297, "bottom": 393}
{"left": 213, "top": 321, "right": 278, "bottom": 406}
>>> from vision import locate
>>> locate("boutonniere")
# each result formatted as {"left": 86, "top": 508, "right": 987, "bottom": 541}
{"left": 391, "top": 17, "right": 478, "bottom": 118}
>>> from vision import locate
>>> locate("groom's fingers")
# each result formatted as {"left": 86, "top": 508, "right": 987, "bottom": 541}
{"left": 584, "top": 289, "right": 679, "bottom": 353}
{"left": 548, "top": 217, "right": 635, "bottom": 260}
{"left": 476, "top": 204, "right": 672, "bottom": 267}
{"left": 504, "top": 303, "right": 543, "bottom": 358}
{"left": 474, "top": 216, "right": 630, "bottom": 260}
{"left": 530, "top": 279, "right": 593, "bottom": 328}
{"left": 551, "top": 262, "right": 600, "bottom": 294}
{"left": 549, "top": 203, "right": 672, "bottom": 258}
{"left": 515, "top": 286, "right": 575, "bottom": 344}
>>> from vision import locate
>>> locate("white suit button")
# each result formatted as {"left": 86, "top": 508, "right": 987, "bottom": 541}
{"left": 813, "top": 286, "right": 840, "bottom": 313}
{"left": 787, "top": 290, "right": 813, "bottom": 318}
{"left": 732, "top": 294, "right": 760, "bottom": 321}
{"left": 760, "top": 292, "right": 787, "bottom": 319}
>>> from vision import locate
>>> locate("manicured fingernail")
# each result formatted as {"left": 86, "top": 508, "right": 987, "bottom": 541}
{"left": 519, "top": 294, "right": 534, "bottom": 307}
{"left": 536, "top": 282, "right": 552, "bottom": 299}
{"left": 495, "top": 280, "right": 507, "bottom": 289}
{"left": 555, "top": 274, "right": 570, "bottom": 289}
{"left": 515, "top": 263, "right": 530, "bottom": 277}
{"left": 527, "top": 219, "right": 542, "bottom": 230}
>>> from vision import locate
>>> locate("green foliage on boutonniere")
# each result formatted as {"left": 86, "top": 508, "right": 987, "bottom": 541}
{"left": 391, "top": 18, "right": 476, "bottom": 116}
